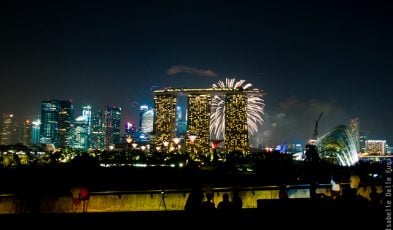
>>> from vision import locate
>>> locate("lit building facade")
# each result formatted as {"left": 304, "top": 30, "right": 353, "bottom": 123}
{"left": 225, "top": 93, "right": 249, "bottom": 153}
{"left": 91, "top": 110, "right": 105, "bottom": 150}
{"left": 40, "top": 99, "right": 73, "bottom": 147}
{"left": 153, "top": 93, "right": 177, "bottom": 145}
{"left": 176, "top": 106, "right": 187, "bottom": 137}
{"left": 349, "top": 117, "right": 360, "bottom": 153}
{"left": 139, "top": 105, "right": 149, "bottom": 131}
{"left": 40, "top": 100, "right": 61, "bottom": 146}
{"left": 22, "top": 120, "right": 32, "bottom": 146}
{"left": 58, "top": 100, "right": 73, "bottom": 148}
{"left": 316, "top": 125, "right": 359, "bottom": 166}
{"left": 359, "top": 131, "right": 368, "bottom": 153}
{"left": 82, "top": 106, "right": 92, "bottom": 136}
{"left": 68, "top": 106, "right": 92, "bottom": 150}
{"left": 31, "top": 119, "right": 41, "bottom": 145}
{"left": 365, "top": 140, "right": 386, "bottom": 155}
{"left": 141, "top": 109, "right": 154, "bottom": 133}
{"left": 0, "top": 113, "right": 17, "bottom": 145}
{"left": 186, "top": 94, "right": 211, "bottom": 153}
{"left": 152, "top": 88, "right": 262, "bottom": 154}
{"left": 105, "top": 107, "right": 121, "bottom": 149}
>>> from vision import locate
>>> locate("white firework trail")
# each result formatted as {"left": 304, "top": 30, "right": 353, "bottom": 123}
{"left": 210, "top": 78, "right": 265, "bottom": 140}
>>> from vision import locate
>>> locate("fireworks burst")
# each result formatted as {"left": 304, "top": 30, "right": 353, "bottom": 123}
{"left": 210, "top": 78, "right": 265, "bottom": 140}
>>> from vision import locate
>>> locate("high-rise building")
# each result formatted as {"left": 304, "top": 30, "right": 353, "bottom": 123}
{"left": 359, "top": 131, "right": 368, "bottom": 153}
{"left": 105, "top": 107, "right": 121, "bottom": 149}
{"left": 0, "top": 113, "right": 17, "bottom": 145}
{"left": 152, "top": 87, "right": 262, "bottom": 154}
{"left": 91, "top": 110, "right": 105, "bottom": 150}
{"left": 176, "top": 106, "right": 187, "bottom": 137}
{"left": 22, "top": 120, "right": 32, "bottom": 146}
{"left": 82, "top": 105, "right": 92, "bottom": 146}
{"left": 349, "top": 117, "right": 360, "bottom": 153}
{"left": 31, "top": 118, "right": 41, "bottom": 145}
{"left": 153, "top": 94, "right": 177, "bottom": 145}
{"left": 141, "top": 109, "right": 154, "bottom": 133}
{"left": 386, "top": 144, "right": 392, "bottom": 154}
{"left": 40, "top": 99, "right": 73, "bottom": 147}
{"left": 365, "top": 140, "right": 386, "bottom": 155}
{"left": 139, "top": 105, "right": 149, "bottom": 131}
{"left": 68, "top": 106, "right": 92, "bottom": 150}
{"left": 225, "top": 93, "right": 249, "bottom": 153}
{"left": 186, "top": 94, "right": 211, "bottom": 153}
{"left": 40, "top": 100, "right": 59, "bottom": 145}
{"left": 58, "top": 100, "right": 73, "bottom": 148}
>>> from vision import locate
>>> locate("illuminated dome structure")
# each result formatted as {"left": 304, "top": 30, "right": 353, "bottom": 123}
{"left": 316, "top": 125, "right": 359, "bottom": 166}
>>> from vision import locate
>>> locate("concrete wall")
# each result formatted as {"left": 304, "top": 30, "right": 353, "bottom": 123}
{"left": 0, "top": 186, "right": 380, "bottom": 214}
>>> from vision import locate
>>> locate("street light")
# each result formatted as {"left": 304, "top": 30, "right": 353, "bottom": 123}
{"left": 189, "top": 135, "right": 197, "bottom": 154}
{"left": 173, "top": 137, "right": 180, "bottom": 152}
{"left": 163, "top": 141, "right": 169, "bottom": 153}
{"left": 126, "top": 136, "right": 132, "bottom": 150}
{"left": 211, "top": 140, "right": 222, "bottom": 163}
{"left": 189, "top": 135, "right": 197, "bottom": 144}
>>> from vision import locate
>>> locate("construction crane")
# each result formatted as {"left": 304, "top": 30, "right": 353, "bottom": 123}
{"left": 312, "top": 112, "right": 323, "bottom": 140}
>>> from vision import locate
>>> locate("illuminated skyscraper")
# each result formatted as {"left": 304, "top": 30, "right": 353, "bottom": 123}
{"left": 225, "top": 93, "right": 249, "bottom": 153}
{"left": 91, "top": 110, "right": 105, "bottom": 150}
{"left": 0, "top": 113, "right": 17, "bottom": 145}
{"left": 22, "top": 120, "right": 32, "bottom": 146}
{"left": 176, "top": 106, "right": 187, "bottom": 137}
{"left": 186, "top": 94, "right": 211, "bottom": 153}
{"left": 153, "top": 93, "right": 177, "bottom": 145}
{"left": 40, "top": 100, "right": 60, "bottom": 145}
{"left": 40, "top": 99, "right": 72, "bottom": 147}
{"left": 58, "top": 100, "right": 73, "bottom": 148}
{"left": 141, "top": 109, "right": 154, "bottom": 133}
{"left": 349, "top": 117, "right": 360, "bottom": 153}
{"left": 82, "top": 106, "right": 92, "bottom": 142}
{"left": 359, "top": 130, "right": 368, "bottom": 153}
{"left": 139, "top": 105, "right": 149, "bottom": 131}
{"left": 68, "top": 106, "right": 92, "bottom": 150}
{"left": 31, "top": 118, "right": 41, "bottom": 145}
{"left": 152, "top": 87, "right": 262, "bottom": 153}
{"left": 105, "top": 107, "right": 121, "bottom": 149}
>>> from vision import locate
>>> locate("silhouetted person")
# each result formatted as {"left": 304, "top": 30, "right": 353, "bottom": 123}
{"left": 232, "top": 190, "right": 243, "bottom": 210}
{"left": 279, "top": 184, "right": 288, "bottom": 200}
{"left": 217, "top": 193, "right": 232, "bottom": 210}
{"left": 349, "top": 172, "right": 360, "bottom": 197}
{"left": 309, "top": 182, "right": 318, "bottom": 199}
{"left": 201, "top": 192, "right": 216, "bottom": 210}
{"left": 184, "top": 186, "right": 204, "bottom": 213}
{"left": 370, "top": 185, "right": 383, "bottom": 208}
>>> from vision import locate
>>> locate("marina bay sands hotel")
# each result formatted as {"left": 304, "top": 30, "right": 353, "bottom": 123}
{"left": 153, "top": 87, "right": 263, "bottom": 153}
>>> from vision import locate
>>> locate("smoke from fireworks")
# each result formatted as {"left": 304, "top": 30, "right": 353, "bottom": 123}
{"left": 210, "top": 78, "right": 265, "bottom": 140}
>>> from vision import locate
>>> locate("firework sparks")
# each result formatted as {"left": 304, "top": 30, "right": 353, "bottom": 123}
{"left": 210, "top": 78, "right": 265, "bottom": 140}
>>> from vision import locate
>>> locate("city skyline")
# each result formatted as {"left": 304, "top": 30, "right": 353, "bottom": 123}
{"left": 0, "top": 0, "right": 392, "bottom": 145}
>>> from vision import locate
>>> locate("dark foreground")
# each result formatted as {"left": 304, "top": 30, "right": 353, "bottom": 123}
{"left": 0, "top": 200, "right": 385, "bottom": 229}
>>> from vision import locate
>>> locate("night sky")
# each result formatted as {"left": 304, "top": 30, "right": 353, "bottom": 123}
{"left": 1, "top": 0, "right": 392, "bottom": 146}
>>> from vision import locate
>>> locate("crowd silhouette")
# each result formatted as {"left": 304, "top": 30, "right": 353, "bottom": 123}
{"left": 185, "top": 186, "right": 243, "bottom": 215}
